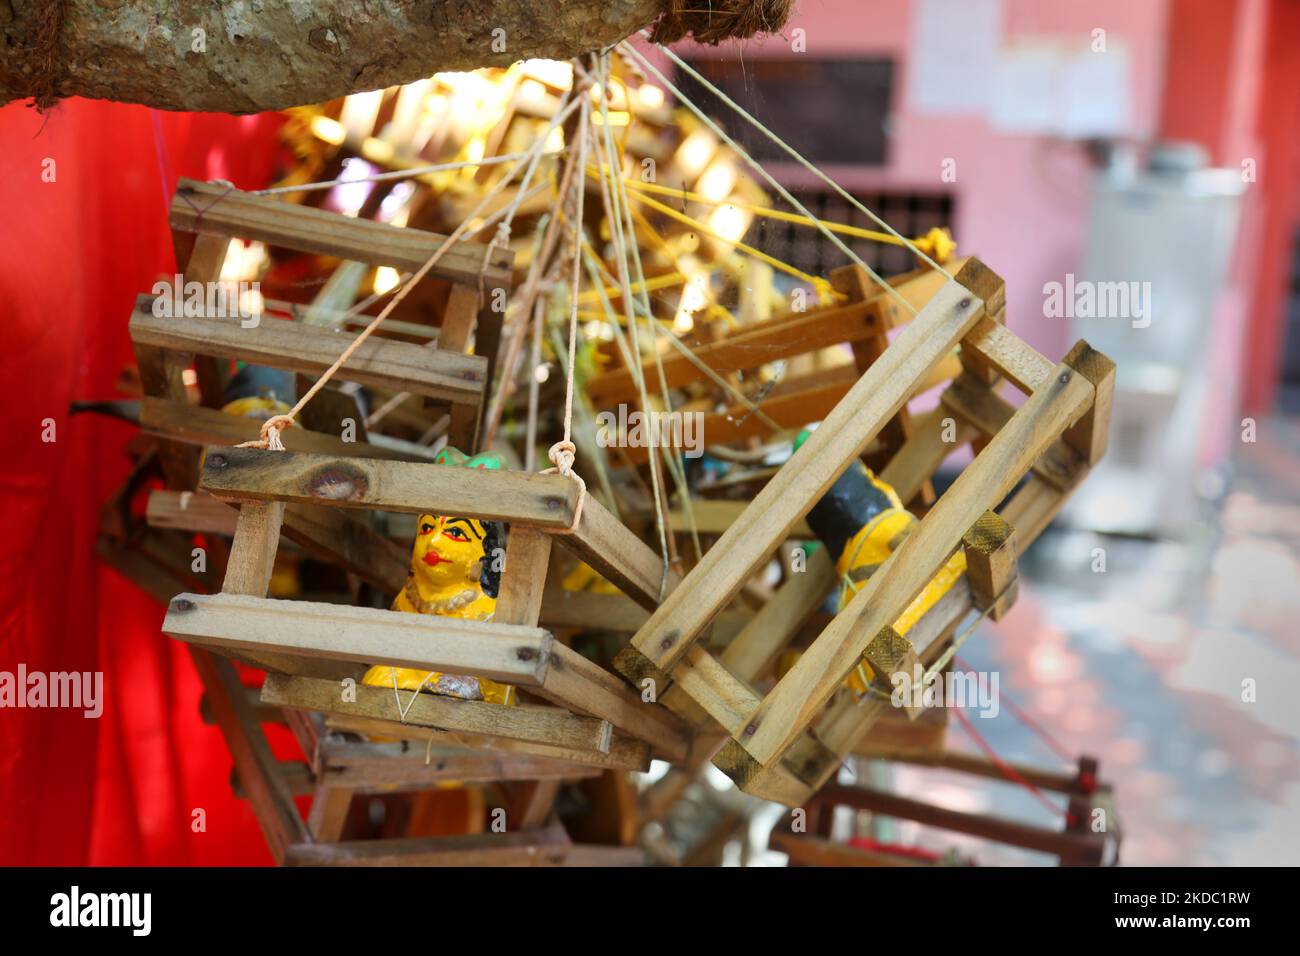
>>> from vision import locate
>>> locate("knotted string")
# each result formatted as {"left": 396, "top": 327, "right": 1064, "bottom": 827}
{"left": 539, "top": 89, "right": 592, "bottom": 536}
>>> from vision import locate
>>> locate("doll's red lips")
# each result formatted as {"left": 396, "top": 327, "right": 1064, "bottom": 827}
{"left": 422, "top": 551, "right": 450, "bottom": 567}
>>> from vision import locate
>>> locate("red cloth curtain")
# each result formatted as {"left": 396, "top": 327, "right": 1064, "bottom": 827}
{"left": 0, "top": 98, "right": 287, "bottom": 865}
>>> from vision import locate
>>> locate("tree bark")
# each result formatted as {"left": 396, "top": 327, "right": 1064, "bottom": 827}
{"left": 0, "top": 0, "right": 663, "bottom": 113}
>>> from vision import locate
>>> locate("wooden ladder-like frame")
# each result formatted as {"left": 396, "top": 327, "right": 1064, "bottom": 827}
{"left": 612, "top": 258, "right": 1116, "bottom": 807}
{"left": 161, "top": 447, "right": 693, "bottom": 770}
{"left": 132, "top": 178, "right": 514, "bottom": 493}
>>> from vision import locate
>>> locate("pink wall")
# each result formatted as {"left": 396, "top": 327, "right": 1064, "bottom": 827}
{"left": 655, "top": 0, "right": 1172, "bottom": 361}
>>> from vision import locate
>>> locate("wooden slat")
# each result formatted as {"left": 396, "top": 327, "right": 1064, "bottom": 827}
{"left": 276, "top": 502, "right": 409, "bottom": 595}
{"left": 853, "top": 705, "right": 949, "bottom": 759}
{"left": 223, "top": 502, "right": 284, "bottom": 596}
{"left": 961, "top": 316, "right": 1054, "bottom": 394}
{"left": 586, "top": 259, "right": 967, "bottom": 406}
{"left": 147, "top": 490, "right": 409, "bottom": 595}
{"left": 325, "top": 712, "right": 649, "bottom": 772}
{"left": 231, "top": 761, "right": 314, "bottom": 799}
{"left": 809, "top": 580, "right": 972, "bottom": 762}
{"left": 561, "top": 845, "right": 647, "bottom": 867}
{"left": 507, "top": 779, "right": 562, "bottom": 829}
{"left": 659, "top": 500, "right": 813, "bottom": 539}
{"left": 667, "top": 645, "right": 765, "bottom": 737}
{"left": 1061, "top": 340, "right": 1117, "bottom": 466}
{"left": 283, "top": 824, "right": 572, "bottom": 867}
{"left": 872, "top": 748, "right": 1108, "bottom": 797}
{"left": 133, "top": 343, "right": 201, "bottom": 490}
{"left": 537, "top": 642, "right": 692, "bottom": 762}
{"left": 589, "top": 301, "right": 882, "bottom": 406}
{"left": 306, "top": 784, "right": 353, "bottom": 842}
{"left": 1000, "top": 475, "right": 1071, "bottom": 547}
{"left": 199, "top": 447, "right": 582, "bottom": 530}
{"left": 172, "top": 178, "right": 514, "bottom": 291}
{"left": 562, "top": 494, "right": 681, "bottom": 611}
{"left": 538, "top": 588, "right": 748, "bottom": 641}
{"left": 318, "top": 739, "right": 601, "bottom": 788}
{"left": 164, "top": 592, "right": 553, "bottom": 686}
{"left": 492, "top": 527, "right": 691, "bottom": 761}
{"left": 493, "top": 528, "right": 552, "bottom": 627}
{"left": 622, "top": 268, "right": 989, "bottom": 679}
{"left": 437, "top": 282, "right": 482, "bottom": 353}
{"left": 540, "top": 588, "right": 650, "bottom": 633}
{"left": 877, "top": 404, "right": 972, "bottom": 502}
{"left": 736, "top": 360, "right": 1095, "bottom": 767}
{"left": 130, "top": 296, "right": 486, "bottom": 405}
{"left": 961, "top": 510, "right": 1019, "bottom": 620}
{"left": 139, "top": 397, "right": 442, "bottom": 463}
{"left": 940, "top": 375, "right": 1087, "bottom": 491}
{"left": 262, "top": 674, "right": 645, "bottom": 767}
{"left": 147, "top": 489, "right": 239, "bottom": 535}
{"left": 815, "top": 783, "right": 1104, "bottom": 861}
{"left": 709, "top": 739, "right": 814, "bottom": 806}
{"left": 832, "top": 263, "right": 929, "bottom": 485}
{"left": 695, "top": 545, "right": 834, "bottom": 701}
{"left": 623, "top": 382, "right": 850, "bottom": 465}
{"left": 189, "top": 649, "right": 309, "bottom": 862}
{"left": 618, "top": 352, "right": 962, "bottom": 466}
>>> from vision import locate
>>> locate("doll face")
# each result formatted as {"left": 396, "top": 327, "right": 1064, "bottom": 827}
{"left": 410, "top": 512, "right": 489, "bottom": 591}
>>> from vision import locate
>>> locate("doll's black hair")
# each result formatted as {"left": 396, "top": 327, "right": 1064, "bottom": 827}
{"left": 806, "top": 463, "right": 897, "bottom": 564}
{"left": 478, "top": 521, "right": 507, "bottom": 598}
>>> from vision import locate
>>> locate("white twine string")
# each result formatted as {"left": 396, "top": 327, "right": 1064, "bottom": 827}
{"left": 619, "top": 41, "right": 940, "bottom": 318}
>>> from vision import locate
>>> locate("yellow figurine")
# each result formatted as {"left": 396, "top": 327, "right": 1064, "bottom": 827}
{"left": 361, "top": 449, "right": 515, "bottom": 706}
{"left": 220, "top": 365, "right": 293, "bottom": 421}
{"left": 791, "top": 429, "right": 966, "bottom": 701}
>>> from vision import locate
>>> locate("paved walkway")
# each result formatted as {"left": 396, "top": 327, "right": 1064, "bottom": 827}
{"left": 879, "top": 418, "right": 1300, "bottom": 865}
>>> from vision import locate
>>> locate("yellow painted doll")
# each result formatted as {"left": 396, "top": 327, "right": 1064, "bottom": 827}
{"left": 784, "top": 429, "right": 966, "bottom": 701}
{"left": 361, "top": 448, "right": 515, "bottom": 706}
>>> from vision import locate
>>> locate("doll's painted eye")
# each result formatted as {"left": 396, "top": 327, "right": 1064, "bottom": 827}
{"left": 445, "top": 527, "right": 468, "bottom": 541}
{"left": 420, "top": 522, "right": 435, "bottom": 535}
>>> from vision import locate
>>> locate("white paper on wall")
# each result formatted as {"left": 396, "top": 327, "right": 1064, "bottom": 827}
{"left": 909, "top": 0, "right": 1003, "bottom": 115}
{"left": 991, "top": 40, "right": 1133, "bottom": 138}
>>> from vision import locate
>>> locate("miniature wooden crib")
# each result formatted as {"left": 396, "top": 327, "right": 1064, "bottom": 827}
{"left": 131, "top": 177, "right": 512, "bottom": 495}
{"left": 613, "top": 257, "right": 1116, "bottom": 807}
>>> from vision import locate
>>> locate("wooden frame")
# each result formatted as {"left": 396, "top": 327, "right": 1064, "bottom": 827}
{"left": 140, "top": 175, "right": 694, "bottom": 793}
{"left": 612, "top": 258, "right": 1116, "bottom": 807}
{"left": 586, "top": 259, "right": 965, "bottom": 480}
{"left": 781, "top": 755, "right": 1116, "bottom": 867}
{"left": 148, "top": 445, "right": 688, "bottom": 863}
{"left": 161, "top": 446, "right": 692, "bottom": 770}
{"left": 134, "top": 178, "right": 515, "bottom": 485}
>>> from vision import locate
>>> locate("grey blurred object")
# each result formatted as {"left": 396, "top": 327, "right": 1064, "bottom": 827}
{"left": 1064, "top": 142, "right": 1244, "bottom": 536}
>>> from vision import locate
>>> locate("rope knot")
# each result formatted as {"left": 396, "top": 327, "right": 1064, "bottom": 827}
{"left": 548, "top": 439, "right": 576, "bottom": 477}
{"left": 237, "top": 413, "right": 294, "bottom": 451}
{"left": 491, "top": 221, "right": 513, "bottom": 249}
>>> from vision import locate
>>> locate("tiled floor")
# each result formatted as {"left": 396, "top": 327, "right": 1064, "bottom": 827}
{"left": 875, "top": 417, "right": 1300, "bottom": 865}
